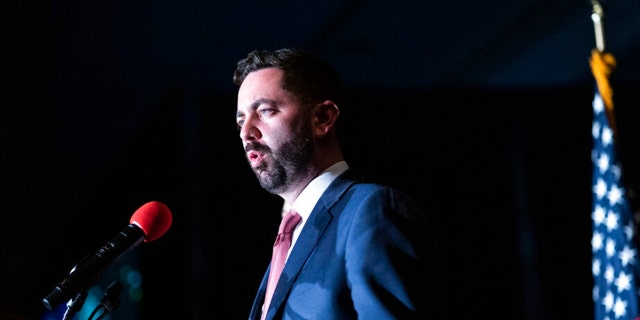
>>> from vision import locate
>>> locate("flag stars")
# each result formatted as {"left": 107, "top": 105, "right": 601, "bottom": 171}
{"left": 593, "top": 93, "right": 605, "bottom": 113}
{"left": 593, "top": 205, "right": 606, "bottom": 226}
{"left": 615, "top": 271, "right": 633, "bottom": 293}
{"left": 611, "top": 165, "right": 621, "bottom": 180}
{"left": 605, "top": 264, "right": 615, "bottom": 284}
{"left": 605, "top": 210, "right": 620, "bottom": 233}
{"left": 593, "top": 231, "right": 604, "bottom": 252}
{"left": 602, "top": 290, "right": 614, "bottom": 312}
{"left": 594, "top": 257, "right": 602, "bottom": 276}
{"left": 594, "top": 178, "right": 608, "bottom": 200}
{"left": 598, "top": 153, "right": 610, "bottom": 173}
{"left": 608, "top": 184, "right": 623, "bottom": 206}
{"left": 602, "top": 126, "right": 613, "bottom": 146}
{"left": 618, "top": 245, "right": 637, "bottom": 267}
{"left": 591, "top": 54, "right": 638, "bottom": 320}
{"left": 613, "top": 296, "right": 628, "bottom": 318}
{"left": 624, "top": 222, "right": 635, "bottom": 241}
{"left": 595, "top": 178, "right": 608, "bottom": 200}
{"left": 593, "top": 120, "right": 602, "bottom": 139}
{"left": 606, "top": 238, "right": 617, "bottom": 258}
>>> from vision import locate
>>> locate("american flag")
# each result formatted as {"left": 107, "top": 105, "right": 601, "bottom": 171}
{"left": 590, "top": 49, "right": 640, "bottom": 320}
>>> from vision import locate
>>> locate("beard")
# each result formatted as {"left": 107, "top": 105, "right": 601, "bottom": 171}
{"left": 249, "top": 125, "right": 313, "bottom": 195}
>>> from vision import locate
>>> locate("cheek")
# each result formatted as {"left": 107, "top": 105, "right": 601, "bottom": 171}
{"left": 271, "top": 126, "right": 293, "bottom": 145}
{"left": 260, "top": 125, "right": 290, "bottom": 150}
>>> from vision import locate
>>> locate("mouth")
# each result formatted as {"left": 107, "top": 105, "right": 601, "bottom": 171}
{"left": 247, "top": 150, "right": 265, "bottom": 166}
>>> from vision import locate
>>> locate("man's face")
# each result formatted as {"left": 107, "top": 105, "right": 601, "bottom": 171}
{"left": 235, "top": 67, "right": 313, "bottom": 194}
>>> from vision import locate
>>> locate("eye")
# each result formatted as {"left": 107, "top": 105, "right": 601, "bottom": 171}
{"left": 236, "top": 116, "right": 245, "bottom": 130}
{"left": 258, "top": 108, "right": 276, "bottom": 118}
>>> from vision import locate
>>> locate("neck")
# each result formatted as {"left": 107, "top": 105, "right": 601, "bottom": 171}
{"left": 278, "top": 156, "right": 344, "bottom": 206}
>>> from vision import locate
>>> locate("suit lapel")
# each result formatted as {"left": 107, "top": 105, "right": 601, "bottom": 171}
{"left": 265, "top": 170, "right": 358, "bottom": 317}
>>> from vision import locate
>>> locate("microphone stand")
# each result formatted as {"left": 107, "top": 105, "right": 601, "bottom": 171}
{"left": 58, "top": 280, "right": 123, "bottom": 320}
{"left": 62, "top": 291, "right": 87, "bottom": 320}
{"left": 88, "top": 281, "right": 123, "bottom": 320}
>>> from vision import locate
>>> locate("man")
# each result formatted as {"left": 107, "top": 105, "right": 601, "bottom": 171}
{"left": 234, "top": 48, "right": 441, "bottom": 319}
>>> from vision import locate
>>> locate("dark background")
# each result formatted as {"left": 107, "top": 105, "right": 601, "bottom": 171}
{"left": 3, "top": 0, "right": 640, "bottom": 319}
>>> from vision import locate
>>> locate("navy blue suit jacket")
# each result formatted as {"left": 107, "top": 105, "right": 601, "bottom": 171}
{"left": 249, "top": 169, "right": 442, "bottom": 319}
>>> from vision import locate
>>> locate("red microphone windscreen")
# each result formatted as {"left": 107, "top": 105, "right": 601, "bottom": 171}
{"left": 130, "top": 201, "right": 172, "bottom": 242}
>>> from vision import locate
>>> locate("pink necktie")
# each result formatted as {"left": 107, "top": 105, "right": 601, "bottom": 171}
{"left": 261, "top": 210, "right": 301, "bottom": 320}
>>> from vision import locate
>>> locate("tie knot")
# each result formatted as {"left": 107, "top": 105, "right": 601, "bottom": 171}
{"left": 279, "top": 210, "right": 301, "bottom": 234}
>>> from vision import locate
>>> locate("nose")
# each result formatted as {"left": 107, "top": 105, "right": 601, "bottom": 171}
{"left": 239, "top": 118, "right": 261, "bottom": 142}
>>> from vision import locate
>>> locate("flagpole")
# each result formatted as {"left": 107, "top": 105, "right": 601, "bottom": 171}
{"left": 591, "top": 0, "right": 606, "bottom": 52}
{"left": 589, "top": 0, "right": 617, "bottom": 135}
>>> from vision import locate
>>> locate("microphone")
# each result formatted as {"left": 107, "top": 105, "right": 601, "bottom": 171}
{"left": 42, "top": 201, "right": 172, "bottom": 311}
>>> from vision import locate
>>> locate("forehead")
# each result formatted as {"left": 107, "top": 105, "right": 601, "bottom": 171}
{"left": 237, "top": 67, "right": 297, "bottom": 114}
{"left": 238, "top": 67, "right": 284, "bottom": 100}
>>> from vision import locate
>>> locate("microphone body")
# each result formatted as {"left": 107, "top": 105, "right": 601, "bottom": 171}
{"left": 42, "top": 201, "right": 172, "bottom": 311}
{"left": 43, "top": 224, "right": 144, "bottom": 310}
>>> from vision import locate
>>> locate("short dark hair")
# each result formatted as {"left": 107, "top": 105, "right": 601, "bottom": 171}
{"left": 233, "top": 48, "right": 344, "bottom": 107}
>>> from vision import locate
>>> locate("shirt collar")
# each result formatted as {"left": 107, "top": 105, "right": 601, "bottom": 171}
{"left": 285, "top": 161, "right": 349, "bottom": 221}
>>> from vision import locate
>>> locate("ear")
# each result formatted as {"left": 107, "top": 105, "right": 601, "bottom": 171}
{"left": 313, "top": 100, "right": 340, "bottom": 137}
